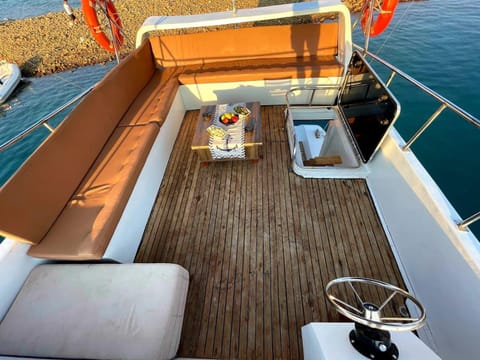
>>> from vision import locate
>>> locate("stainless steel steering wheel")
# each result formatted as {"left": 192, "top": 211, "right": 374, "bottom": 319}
{"left": 326, "top": 277, "right": 426, "bottom": 332}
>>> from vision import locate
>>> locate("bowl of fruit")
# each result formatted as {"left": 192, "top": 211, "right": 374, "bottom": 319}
{"left": 233, "top": 105, "right": 251, "bottom": 121}
{"left": 219, "top": 112, "right": 239, "bottom": 126}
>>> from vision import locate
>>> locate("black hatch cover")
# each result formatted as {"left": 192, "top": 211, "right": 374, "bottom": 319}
{"left": 337, "top": 51, "right": 400, "bottom": 163}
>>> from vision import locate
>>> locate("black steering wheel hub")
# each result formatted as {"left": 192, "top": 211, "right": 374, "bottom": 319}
{"left": 350, "top": 323, "right": 399, "bottom": 359}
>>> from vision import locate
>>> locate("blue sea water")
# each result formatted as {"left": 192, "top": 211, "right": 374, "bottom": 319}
{"left": 0, "top": 0, "right": 479, "bottom": 236}
{"left": 0, "top": 0, "right": 81, "bottom": 20}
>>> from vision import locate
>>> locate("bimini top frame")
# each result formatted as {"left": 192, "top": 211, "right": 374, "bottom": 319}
{"left": 135, "top": 1, "right": 352, "bottom": 72}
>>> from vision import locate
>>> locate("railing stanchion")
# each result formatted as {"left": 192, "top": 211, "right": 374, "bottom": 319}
{"left": 385, "top": 71, "right": 396, "bottom": 88}
{"left": 309, "top": 88, "right": 316, "bottom": 106}
{"left": 458, "top": 212, "right": 480, "bottom": 231}
{"left": 43, "top": 123, "right": 55, "bottom": 133}
{"left": 402, "top": 103, "right": 447, "bottom": 151}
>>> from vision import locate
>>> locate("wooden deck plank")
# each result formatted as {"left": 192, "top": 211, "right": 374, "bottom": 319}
{"left": 240, "top": 160, "right": 253, "bottom": 358}
{"left": 278, "top": 139, "right": 303, "bottom": 360}
{"left": 265, "top": 107, "right": 294, "bottom": 359}
{"left": 199, "top": 164, "right": 227, "bottom": 356}
{"left": 333, "top": 180, "right": 382, "bottom": 304}
{"left": 310, "top": 180, "right": 341, "bottom": 322}
{"left": 220, "top": 162, "right": 241, "bottom": 358}
{"left": 259, "top": 118, "right": 275, "bottom": 359}
{"left": 135, "top": 106, "right": 406, "bottom": 359}
{"left": 273, "top": 141, "right": 297, "bottom": 359}
{"left": 183, "top": 164, "right": 224, "bottom": 355}
{"left": 295, "top": 178, "right": 328, "bottom": 322}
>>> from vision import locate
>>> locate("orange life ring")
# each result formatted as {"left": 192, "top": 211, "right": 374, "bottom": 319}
{"left": 361, "top": 0, "right": 399, "bottom": 37}
{"left": 81, "top": 0, "right": 124, "bottom": 52}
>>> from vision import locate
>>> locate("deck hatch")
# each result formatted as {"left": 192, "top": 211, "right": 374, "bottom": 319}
{"left": 337, "top": 51, "right": 400, "bottom": 163}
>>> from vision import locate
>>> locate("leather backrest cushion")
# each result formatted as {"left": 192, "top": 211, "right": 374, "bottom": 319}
{"left": 0, "top": 41, "right": 156, "bottom": 244}
{"left": 150, "top": 23, "right": 339, "bottom": 67}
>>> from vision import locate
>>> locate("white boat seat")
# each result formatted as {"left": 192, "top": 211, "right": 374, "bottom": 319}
{"left": 0, "top": 263, "right": 189, "bottom": 360}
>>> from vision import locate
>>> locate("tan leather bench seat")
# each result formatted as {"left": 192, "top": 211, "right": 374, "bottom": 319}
{"left": 150, "top": 23, "right": 339, "bottom": 68}
{"left": 26, "top": 72, "right": 180, "bottom": 260}
{"left": 152, "top": 22, "right": 343, "bottom": 85}
{"left": 26, "top": 67, "right": 181, "bottom": 260}
{"left": 178, "top": 56, "right": 343, "bottom": 84}
{"left": 27, "top": 123, "right": 160, "bottom": 260}
{"left": 0, "top": 40, "right": 182, "bottom": 261}
{"left": 0, "top": 41, "right": 157, "bottom": 247}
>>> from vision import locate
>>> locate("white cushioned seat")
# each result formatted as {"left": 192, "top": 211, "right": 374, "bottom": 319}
{"left": 0, "top": 263, "right": 189, "bottom": 360}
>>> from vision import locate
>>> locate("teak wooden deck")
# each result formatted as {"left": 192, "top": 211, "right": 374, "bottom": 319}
{"left": 136, "top": 106, "right": 405, "bottom": 359}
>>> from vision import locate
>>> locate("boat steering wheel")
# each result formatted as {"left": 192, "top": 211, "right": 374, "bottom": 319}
{"left": 325, "top": 277, "right": 426, "bottom": 332}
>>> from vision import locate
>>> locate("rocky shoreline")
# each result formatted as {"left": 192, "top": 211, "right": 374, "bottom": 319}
{"left": 0, "top": 0, "right": 412, "bottom": 77}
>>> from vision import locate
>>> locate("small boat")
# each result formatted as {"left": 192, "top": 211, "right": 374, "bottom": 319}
{"left": 0, "top": 61, "right": 21, "bottom": 104}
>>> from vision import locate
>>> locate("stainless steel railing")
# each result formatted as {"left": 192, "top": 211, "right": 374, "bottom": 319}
{"left": 355, "top": 45, "right": 480, "bottom": 132}
{"left": 355, "top": 44, "right": 480, "bottom": 231}
{"left": 285, "top": 85, "right": 341, "bottom": 108}
{"left": 0, "top": 86, "right": 93, "bottom": 153}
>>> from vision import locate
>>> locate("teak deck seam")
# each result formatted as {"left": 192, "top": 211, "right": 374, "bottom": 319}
{"left": 135, "top": 105, "right": 405, "bottom": 359}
